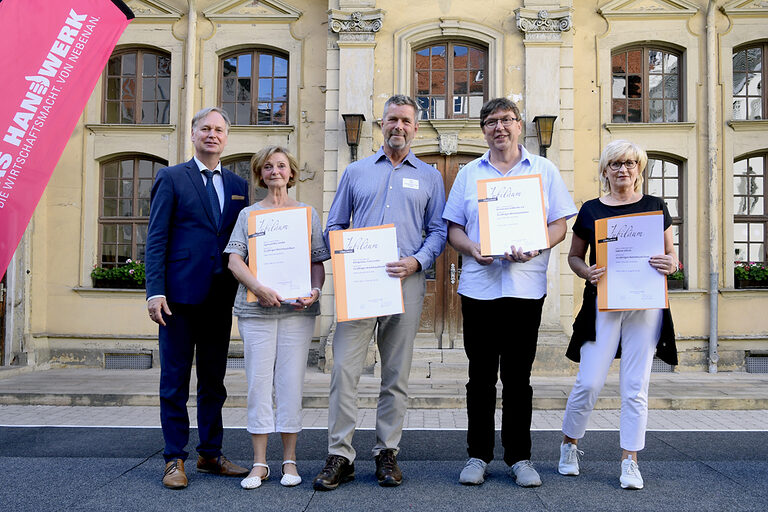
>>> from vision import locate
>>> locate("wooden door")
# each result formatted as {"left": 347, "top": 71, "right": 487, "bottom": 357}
{"left": 417, "top": 154, "right": 475, "bottom": 348}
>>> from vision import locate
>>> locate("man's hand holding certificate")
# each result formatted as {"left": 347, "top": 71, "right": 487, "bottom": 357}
{"left": 595, "top": 211, "right": 668, "bottom": 311}
{"left": 329, "top": 224, "right": 404, "bottom": 322}
{"left": 246, "top": 206, "right": 312, "bottom": 303}
{"left": 477, "top": 175, "right": 550, "bottom": 257}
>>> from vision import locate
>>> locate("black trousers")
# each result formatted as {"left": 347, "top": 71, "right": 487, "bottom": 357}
{"left": 158, "top": 275, "right": 233, "bottom": 462}
{"left": 461, "top": 294, "right": 545, "bottom": 466}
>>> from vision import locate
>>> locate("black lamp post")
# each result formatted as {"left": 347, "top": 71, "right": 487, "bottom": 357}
{"left": 342, "top": 113, "right": 365, "bottom": 161}
{"left": 532, "top": 115, "right": 557, "bottom": 158}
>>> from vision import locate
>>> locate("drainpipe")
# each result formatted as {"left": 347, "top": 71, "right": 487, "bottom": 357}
{"left": 182, "top": 0, "right": 197, "bottom": 160}
{"left": 706, "top": 1, "right": 719, "bottom": 373}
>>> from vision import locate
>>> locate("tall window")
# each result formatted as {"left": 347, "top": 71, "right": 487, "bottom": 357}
{"left": 611, "top": 47, "right": 682, "bottom": 123}
{"left": 413, "top": 42, "right": 487, "bottom": 120}
{"left": 645, "top": 156, "right": 684, "bottom": 258}
{"left": 733, "top": 154, "right": 766, "bottom": 263}
{"left": 103, "top": 49, "right": 170, "bottom": 124}
{"left": 221, "top": 155, "right": 267, "bottom": 202}
{"left": 99, "top": 156, "right": 166, "bottom": 267}
{"left": 220, "top": 50, "right": 288, "bottom": 125}
{"left": 733, "top": 44, "right": 765, "bottom": 120}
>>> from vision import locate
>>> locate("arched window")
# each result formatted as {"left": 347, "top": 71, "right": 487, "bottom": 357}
{"left": 733, "top": 153, "right": 767, "bottom": 263}
{"left": 99, "top": 155, "right": 167, "bottom": 267}
{"left": 221, "top": 155, "right": 267, "bottom": 203}
{"left": 733, "top": 43, "right": 765, "bottom": 120}
{"left": 611, "top": 46, "right": 682, "bottom": 123}
{"left": 103, "top": 48, "right": 171, "bottom": 124}
{"left": 220, "top": 49, "right": 288, "bottom": 125}
{"left": 645, "top": 156, "right": 684, "bottom": 258}
{"left": 413, "top": 42, "right": 487, "bottom": 120}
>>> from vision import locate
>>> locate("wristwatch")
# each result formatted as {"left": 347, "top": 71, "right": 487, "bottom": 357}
{"left": 312, "top": 287, "right": 322, "bottom": 298}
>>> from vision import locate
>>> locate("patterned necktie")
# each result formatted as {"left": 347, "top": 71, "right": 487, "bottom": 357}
{"left": 202, "top": 169, "right": 222, "bottom": 229}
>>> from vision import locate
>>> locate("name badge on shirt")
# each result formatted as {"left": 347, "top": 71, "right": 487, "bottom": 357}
{"left": 402, "top": 178, "right": 419, "bottom": 190}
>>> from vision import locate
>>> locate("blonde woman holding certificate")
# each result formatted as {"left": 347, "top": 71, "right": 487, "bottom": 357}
{"left": 559, "top": 140, "right": 678, "bottom": 490}
{"left": 225, "top": 146, "right": 329, "bottom": 489}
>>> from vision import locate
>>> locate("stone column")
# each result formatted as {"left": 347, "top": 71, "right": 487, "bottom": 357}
{"left": 515, "top": 6, "right": 573, "bottom": 332}
{"left": 320, "top": 3, "right": 383, "bottom": 371}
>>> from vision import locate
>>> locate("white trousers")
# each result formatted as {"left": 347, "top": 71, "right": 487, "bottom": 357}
{"left": 238, "top": 315, "right": 315, "bottom": 434}
{"left": 562, "top": 306, "right": 662, "bottom": 452}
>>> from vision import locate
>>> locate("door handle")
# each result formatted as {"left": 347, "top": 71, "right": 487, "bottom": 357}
{"left": 450, "top": 263, "right": 456, "bottom": 285}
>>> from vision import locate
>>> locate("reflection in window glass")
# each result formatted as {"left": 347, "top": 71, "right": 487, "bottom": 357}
{"left": 733, "top": 154, "right": 767, "bottom": 262}
{"left": 612, "top": 47, "right": 681, "bottom": 123}
{"left": 414, "top": 42, "right": 487, "bottom": 119}
{"left": 100, "top": 157, "right": 166, "bottom": 268}
{"left": 104, "top": 50, "right": 170, "bottom": 124}
{"left": 732, "top": 45, "right": 764, "bottom": 120}
{"left": 220, "top": 50, "right": 289, "bottom": 125}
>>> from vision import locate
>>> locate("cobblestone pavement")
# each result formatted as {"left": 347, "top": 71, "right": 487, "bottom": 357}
{"left": 2, "top": 405, "right": 766, "bottom": 430}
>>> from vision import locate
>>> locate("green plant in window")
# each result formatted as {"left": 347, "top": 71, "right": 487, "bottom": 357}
{"left": 91, "top": 259, "right": 145, "bottom": 289}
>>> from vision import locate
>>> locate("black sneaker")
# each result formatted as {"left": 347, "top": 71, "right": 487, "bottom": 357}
{"left": 374, "top": 449, "right": 402, "bottom": 487}
{"left": 312, "top": 454, "right": 355, "bottom": 491}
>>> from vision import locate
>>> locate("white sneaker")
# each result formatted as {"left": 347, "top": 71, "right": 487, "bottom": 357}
{"left": 459, "top": 457, "right": 488, "bottom": 485}
{"left": 510, "top": 460, "right": 542, "bottom": 487}
{"left": 558, "top": 442, "right": 583, "bottom": 476}
{"left": 620, "top": 455, "right": 644, "bottom": 490}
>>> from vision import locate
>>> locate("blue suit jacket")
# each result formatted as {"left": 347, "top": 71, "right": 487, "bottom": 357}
{"left": 145, "top": 158, "right": 249, "bottom": 304}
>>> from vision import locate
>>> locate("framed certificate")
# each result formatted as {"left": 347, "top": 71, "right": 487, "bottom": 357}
{"left": 329, "top": 224, "right": 404, "bottom": 322}
{"left": 595, "top": 211, "right": 668, "bottom": 311}
{"left": 246, "top": 206, "right": 312, "bottom": 302}
{"left": 477, "top": 175, "right": 549, "bottom": 257}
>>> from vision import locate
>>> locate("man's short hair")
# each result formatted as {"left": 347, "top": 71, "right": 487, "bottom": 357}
{"left": 479, "top": 98, "right": 521, "bottom": 127}
{"left": 383, "top": 94, "right": 419, "bottom": 118}
{"left": 191, "top": 107, "right": 231, "bottom": 132}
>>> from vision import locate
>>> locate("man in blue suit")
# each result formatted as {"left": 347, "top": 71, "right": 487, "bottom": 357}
{"left": 145, "top": 107, "right": 249, "bottom": 489}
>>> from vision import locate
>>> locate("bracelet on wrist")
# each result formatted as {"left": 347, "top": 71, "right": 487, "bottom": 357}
{"left": 312, "top": 287, "right": 322, "bottom": 299}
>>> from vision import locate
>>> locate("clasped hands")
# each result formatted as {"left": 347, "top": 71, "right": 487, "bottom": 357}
{"left": 249, "top": 285, "right": 320, "bottom": 309}
{"left": 469, "top": 243, "right": 540, "bottom": 266}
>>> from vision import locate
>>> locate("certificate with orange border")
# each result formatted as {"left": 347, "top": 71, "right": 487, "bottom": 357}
{"left": 477, "top": 175, "right": 549, "bottom": 257}
{"left": 596, "top": 211, "right": 668, "bottom": 311}
{"left": 246, "top": 206, "right": 312, "bottom": 303}
{"left": 329, "top": 224, "right": 404, "bottom": 322}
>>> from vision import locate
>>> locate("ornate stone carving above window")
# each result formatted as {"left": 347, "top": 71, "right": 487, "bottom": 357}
{"left": 328, "top": 9, "right": 383, "bottom": 42}
{"left": 515, "top": 8, "right": 572, "bottom": 43}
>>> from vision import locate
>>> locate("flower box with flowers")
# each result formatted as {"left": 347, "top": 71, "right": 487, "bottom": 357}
{"left": 667, "top": 262, "right": 685, "bottom": 290}
{"left": 734, "top": 261, "right": 768, "bottom": 289}
{"left": 91, "top": 259, "right": 146, "bottom": 289}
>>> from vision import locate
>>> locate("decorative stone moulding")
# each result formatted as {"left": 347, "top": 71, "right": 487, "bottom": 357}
{"left": 515, "top": 8, "right": 572, "bottom": 34}
{"left": 328, "top": 9, "right": 383, "bottom": 35}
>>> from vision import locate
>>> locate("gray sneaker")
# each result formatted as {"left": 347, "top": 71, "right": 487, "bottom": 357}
{"left": 510, "top": 460, "right": 542, "bottom": 487}
{"left": 459, "top": 457, "right": 488, "bottom": 485}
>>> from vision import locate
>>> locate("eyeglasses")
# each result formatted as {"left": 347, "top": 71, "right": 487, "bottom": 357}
{"left": 483, "top": 117, "right": 519, "bottom": 128}
{"left": 608, "top": 160, "right": 638, "bottom": 171}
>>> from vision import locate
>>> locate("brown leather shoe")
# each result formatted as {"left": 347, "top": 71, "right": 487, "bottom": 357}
{"left": 375, "top": 449, "right": 402, "bottom": 487}
{"left": 312, "top": 454, "right": 355, "bottom": 491}
{"left": 162, "top": 459, "right": 188, "bottom": 489}
{"left": 196, "top": 455, "right": 249, "bottom": 476}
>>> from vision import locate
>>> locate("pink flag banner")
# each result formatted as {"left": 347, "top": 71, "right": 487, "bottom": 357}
{"left": 0, "top": 0, "right": 133, "bottom": 277}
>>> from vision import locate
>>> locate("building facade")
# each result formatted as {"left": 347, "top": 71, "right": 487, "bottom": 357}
{"left": 2, "top": 0, "right": 767, "bottom": 373}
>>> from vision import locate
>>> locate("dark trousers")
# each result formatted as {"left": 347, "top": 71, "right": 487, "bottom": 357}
{"left": 159, "top": 277, "right": 233, "bottom": 462}
{"left": 461, "top": 295, "right": 545, "bottom": 466}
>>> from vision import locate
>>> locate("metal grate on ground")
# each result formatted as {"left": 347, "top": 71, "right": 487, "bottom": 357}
{"left": 746, "top": 355, "right": 768, "bottom": 374}
{"left": 226, "top": 357, "right": 245, "bottom": 369}
{"left": 104, "top": 353, "right": 152, "bottom": 370}
{"left": 651, "top": 356, "right": 674, "bottom": 373}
